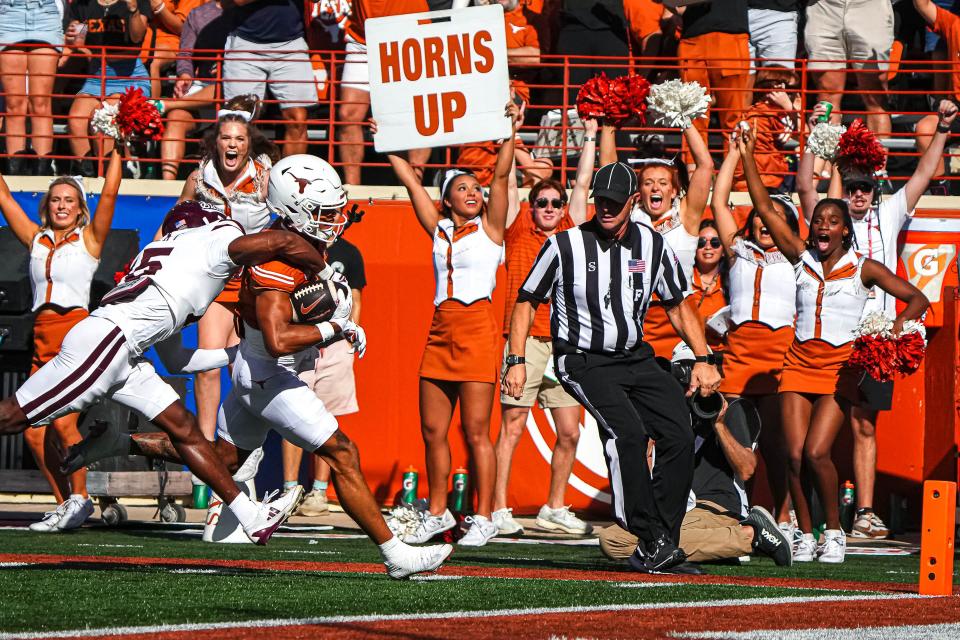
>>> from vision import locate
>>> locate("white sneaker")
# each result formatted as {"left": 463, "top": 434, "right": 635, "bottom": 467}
{"left": 232, "top": 447, "right": 264, "bottom": 483}
{"left": 458, "top": 514, "right": 497, "bottom": 547}
{"left": 57, "top": 495, "right": 94, "bottom": 530}
{"left": 296, "top": 489, "right": 329, "bottom": 516}
{"left": 492, "top": 508, "right": 524, "bottom": 535}
{"left": 29, "top": 501, "right": 70, "bottom": 532}
{"left": 243, "top": 485, "right": 303, "bottom": 545}
{"left": 382, "top": 540, "right": 454, "bottom": 579}
{"left": 817, "top": 529, "right": 846, "bottom": 563}
{"left": 778, "top": 521, "right": 795, "bottom": 547}
{"left": 852, "top": 511, "right": 890, "bottom": 539}
{"left": 535, "top": 505, "right": 593, "bottom": 535}
{"left": 794, "top": 532, "right": 816, "bottom": 562}
{"left": 402, "top": 508, "right": 456, "bottom": 544}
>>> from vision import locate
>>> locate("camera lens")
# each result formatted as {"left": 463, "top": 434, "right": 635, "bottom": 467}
{"left": 689, "top": 392, "right": 724, "bottom": 422}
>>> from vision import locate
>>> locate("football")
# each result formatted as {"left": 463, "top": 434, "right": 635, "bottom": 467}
{"left": 290, "top": 279, "right": 348, "bottom": 324}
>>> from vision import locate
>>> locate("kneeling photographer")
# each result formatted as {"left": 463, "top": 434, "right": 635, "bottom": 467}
{"left": 598, "top": 346, "right": 792, "bottom": 568}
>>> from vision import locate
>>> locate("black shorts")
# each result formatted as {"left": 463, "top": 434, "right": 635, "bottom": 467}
{"left": 858, "top": 374, "right": 893, "bottom": 411}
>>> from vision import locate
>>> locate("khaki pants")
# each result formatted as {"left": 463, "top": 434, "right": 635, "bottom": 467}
{"left": 598, "top": 500, "right": 753, "bottom": 563}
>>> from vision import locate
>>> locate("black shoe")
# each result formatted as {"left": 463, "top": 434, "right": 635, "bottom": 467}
{"left": 69, "top": 154, "right": 97, "bottom": 178}
{"left": 5, "top": 149, "right": 35, "bottom": 176}
{"left": 627, "top": 535, "right": 687, "bottom": 573}
{"left": 664, "top": 561, "right": 706, "bottom": 575}
{"left": 34, "top": 155, "right": 56, "bottom": 176}
{"left": 741, "top": 505, "right": 793, "bottom": 567}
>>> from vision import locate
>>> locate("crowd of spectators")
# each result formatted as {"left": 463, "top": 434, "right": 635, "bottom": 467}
{"left": 0, "top": 0, "right": 959, "bottom": 186}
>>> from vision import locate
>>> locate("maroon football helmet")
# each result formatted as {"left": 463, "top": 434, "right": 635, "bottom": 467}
{"left": 161, "top": 200, "right": 229, "bottom": 236}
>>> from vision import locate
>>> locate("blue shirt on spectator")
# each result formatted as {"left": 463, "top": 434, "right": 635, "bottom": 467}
{"left": 228, "top": 0, "right": 304, "bottom": 44}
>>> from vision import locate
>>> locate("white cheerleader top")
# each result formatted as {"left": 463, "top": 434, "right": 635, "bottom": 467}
{"left": 29, "top": 226, "right": 99, "bottom": 311}
{"left": 728, "top": 237, "right": 797, "bottom": 330}
{"left": 631, "top": 203, "right": 697, "bottom": 285}
{"left": 194, "top": 153, "right": 273, "bottom": 234}
{"left": 794, "top": 248, "right": 869, "bottom": 346}
{"left": 431, "top": 215, "right": 503, "bottom": 306}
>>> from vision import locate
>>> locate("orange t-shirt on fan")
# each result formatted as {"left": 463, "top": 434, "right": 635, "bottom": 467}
{"left": 503, "top": 206, "right": 575, "bottom": 338}
{"left": 345, "top": 0, "right": 429, "bottom": 44}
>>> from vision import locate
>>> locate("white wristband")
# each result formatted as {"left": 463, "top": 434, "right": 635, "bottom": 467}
{"left": 317, "top": 264, "right": 334, "bottom": 280}
{"left": 315, "top": 321, "right": 337, "bottom": 342}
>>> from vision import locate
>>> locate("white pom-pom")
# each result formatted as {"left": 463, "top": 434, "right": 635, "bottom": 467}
{"left": 385, "top": 504, "right": 426, "bottom": 540}
{"left": 646, "top": 80, "right": 712, "bottom": 130}
{"left": 90, "top": 102, "right": 120, "bottom": 140}
{"left": 854, "top": 311, "right": 894, "bottom": 338}
{"left": 901, "top": 319, "right": 927, "bottom": 343}
{"left": 806, "top": 121, "right": 846, "bottom": 161}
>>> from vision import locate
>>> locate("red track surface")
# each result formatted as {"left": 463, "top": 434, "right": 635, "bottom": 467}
{"left": 6, "top": 553, "right": 959, "bottom": 640}
{"left": 0, "top": 552, "right": 923, "bottom": 593}
{"left": 26, "top": 595, "right": 960, "bottom": 640}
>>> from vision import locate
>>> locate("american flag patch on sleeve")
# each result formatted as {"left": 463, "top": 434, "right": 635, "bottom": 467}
{"left": 627, "top": 259, "right": 646, "bottom": 273}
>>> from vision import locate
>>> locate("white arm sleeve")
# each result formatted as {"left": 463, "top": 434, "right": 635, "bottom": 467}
{"left": 154, "top": 335, "right": 237, "bottom": 374}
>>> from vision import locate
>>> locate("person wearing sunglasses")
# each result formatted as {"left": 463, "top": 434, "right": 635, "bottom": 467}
{"left": 798, "top": 99, "right": 958, "bottom": 541}
{"left": 493, "top": 117, "right": 597, "bottom": 537}
{"left": 711, "top": 130, "right": 801, "bottom": 542}
{"left": 692, "top": 221, "right": 728, "bottom": 354}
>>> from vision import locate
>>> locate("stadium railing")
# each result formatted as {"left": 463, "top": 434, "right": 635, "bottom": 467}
{"left": 0, "top": 43, "right": 957, "bottom": 184}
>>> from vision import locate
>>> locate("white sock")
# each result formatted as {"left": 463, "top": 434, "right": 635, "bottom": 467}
{"left": 378, "top": 536, "right": 403, "bottom": 560}
{"left": 228, "top": 493, "right": 260, "bottom": 530}
{"left": 68, "top": 494, "right": 84, "bottom": 501}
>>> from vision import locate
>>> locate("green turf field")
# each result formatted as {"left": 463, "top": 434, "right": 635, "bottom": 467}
{"left": 1, "top": 524, "right": 955, "bottom": 639}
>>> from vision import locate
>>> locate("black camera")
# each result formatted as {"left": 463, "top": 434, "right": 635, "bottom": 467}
{"left": 656, "top": 356, "right": 725, "bottom": 425}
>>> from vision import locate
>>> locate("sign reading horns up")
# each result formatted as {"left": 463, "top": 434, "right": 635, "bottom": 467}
{"left": 367, "top": 5, "right": 512, "bottom": 153}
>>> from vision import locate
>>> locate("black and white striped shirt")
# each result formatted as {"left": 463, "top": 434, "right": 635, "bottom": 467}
{"left": 518, "top": 219, "right": 689, "bottom": 355}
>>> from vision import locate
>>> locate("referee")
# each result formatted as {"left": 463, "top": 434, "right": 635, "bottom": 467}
{"left": 502, "top": 162, "right": 722, "bottom": 574}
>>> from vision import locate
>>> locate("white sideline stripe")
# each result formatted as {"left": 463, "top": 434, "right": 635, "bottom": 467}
{"left": 0, "top": 593, "right": 930, "bottom": 639}
{"left": 672, "top": 621, "right": 960, "bottom": 639}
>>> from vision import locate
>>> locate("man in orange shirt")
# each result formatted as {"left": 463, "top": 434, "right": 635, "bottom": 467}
{"left": 668, "top": 0, "right": 751, "bottom": 163}
{"left": 913, "top": 0, "right": 960, "bottom": 179}
{"left": 492, "top": 178, "right": 590, "bottom": 537}
{"left": 498, "top": 0, "right": 541, "bottom": 104}
{"left": 338, "top": 0, "right": 431, "bottom": 185}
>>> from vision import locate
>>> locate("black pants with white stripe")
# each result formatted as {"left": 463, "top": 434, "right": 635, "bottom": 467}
{"left": 558, "top": 346, "right": 694, "bottom": 547}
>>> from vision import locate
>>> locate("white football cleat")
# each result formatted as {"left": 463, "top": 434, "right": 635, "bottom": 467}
{"left": 383, "top": 540, "right": 453, "bottom": 579}
{"left": 243, "top": 486, "right": 303, "bottom": 545}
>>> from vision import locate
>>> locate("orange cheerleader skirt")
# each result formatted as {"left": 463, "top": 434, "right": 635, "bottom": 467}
{"left": 719, "top": 322, "right": 794, "bottom": 396}
{"left": 643, "top": 304, "right": 681, "bottom": 360}
{"left": 32, "top": 308, "right": 89, "bottom": 374}
{"left": 419, "top": 299, "right": 499, "bottom": 384}
{"left": 778, "top": 338, "right": 860, "bottom": 403}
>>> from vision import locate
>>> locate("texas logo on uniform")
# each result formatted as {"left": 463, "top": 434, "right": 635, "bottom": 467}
{"left": 366, "top": 5, "right": 512, "bottom": 152}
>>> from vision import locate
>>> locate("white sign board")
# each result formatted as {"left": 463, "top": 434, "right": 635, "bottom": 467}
{"left": 367, "top": 5, "right": 512, "bottom": 153}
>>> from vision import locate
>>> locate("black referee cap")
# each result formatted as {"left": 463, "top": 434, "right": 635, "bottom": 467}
{"left": 591, "top": 162, "right": 638, "bottom": 204}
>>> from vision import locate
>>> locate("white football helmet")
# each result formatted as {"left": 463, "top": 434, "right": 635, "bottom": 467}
{"left": 267, "top": 154, "right": 348, "bottom": 245}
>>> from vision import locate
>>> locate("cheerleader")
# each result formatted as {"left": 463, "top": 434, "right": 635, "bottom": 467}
{"left": 0, "top": 148, "right": 123, "bottom": 531}
{"left": 178, "top": 95, "right": 280, "bottom": 442}
{"left": 599, "top": 121, "right": 713, "bottom": 358}
{"left": 737, "top": 129, "right": 928, "bottom": 564}
{"left": 385, "top": 102, "right": 521, "bottom": 547}
{"left": 711, "top": 133, "right": 799, "bottom": 531}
